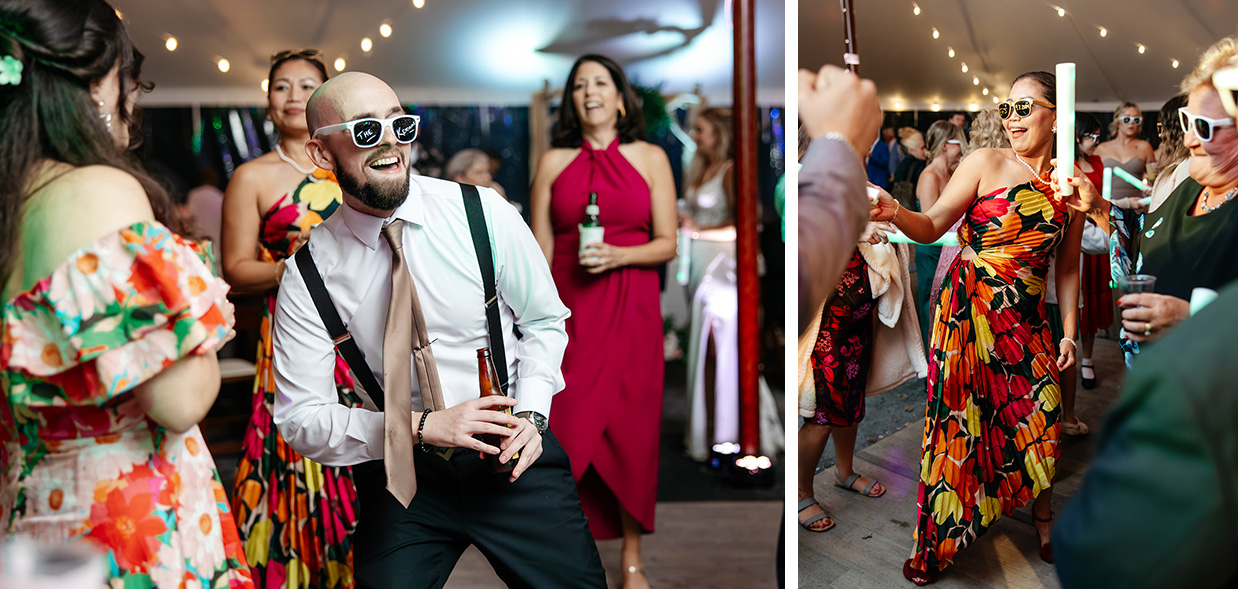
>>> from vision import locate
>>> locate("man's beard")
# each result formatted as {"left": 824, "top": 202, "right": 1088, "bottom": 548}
{"left": 337, "top": 165, "right": 410, "bottom": 211}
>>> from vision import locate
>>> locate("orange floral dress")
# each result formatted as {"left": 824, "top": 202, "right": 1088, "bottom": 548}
{"left": 0, "top": 221, "right": 253, "bottom": 587}
{"left": 230, "top": 171, "right": 362, "bottom": 589}
{"left": 909, "top": 178, "right": 1070, "bottom": 572}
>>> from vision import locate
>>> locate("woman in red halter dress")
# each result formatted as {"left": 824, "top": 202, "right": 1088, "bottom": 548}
{"left": 530, "top": 54, "right": 677, "bottom": 589}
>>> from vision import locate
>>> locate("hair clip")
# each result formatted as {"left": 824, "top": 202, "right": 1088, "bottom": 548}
{"left": 0, "top": 55, "right": 23, "bottom": 86}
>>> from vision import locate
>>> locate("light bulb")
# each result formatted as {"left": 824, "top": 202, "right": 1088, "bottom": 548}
{"left": 1099, "top": 27, "right": 1107, "bottom": 37}
{"left": 973, "top": 77, "right": 979, "bottom": 86}
{"left": 261, "top": 79, "right": 268, "bottom": 92}
{"left": 982, "top": 88, "right": 989, "bottom": 96}
{"left": 948, "top": 47, "right": 955, "bottom": 58}
{"left": 1138, "top": 44, "right": 1146, "bottom": 54}
{"left": 913, "top": 4, "right": 920, "bottom": 15}
{"left": 931, "top": 103, "right": 941, "bottom": 112}
{"left": 217, "top": 58, "right": 230, "bottom": 73}
{"left": 334, "top": 58, "right": 346, "bottom": 71}
{"left": 932, "top": 28, "right": 939, "bottom": 39}
{"left": 361, "top": 38, "right": 373, "bottom": 52}
{"left": 380, "top": 23, "right": 392, "bottom": 38}
{"left": 165, "top": 36, "right": 178, "bottom": 52}
{"left": 961, "top": 62, "right": 968, "bottom": 73}
{"left": 413, "top": 0, "right": 424, "bottom": 7}
{"left": 1057, "top": 7, "right": 1065, "bottom": 17}
{"left": 1171, "top": 59, "right": 1179, "bottom": 68}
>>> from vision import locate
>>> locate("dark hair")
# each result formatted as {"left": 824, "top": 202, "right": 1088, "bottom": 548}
{"left": 1074, "top": 112, "right": 1100, "bottom": 161}
{"left": 0, "top": 0, "right": 181, "bottom": 287}
{"left": 267, "top": 50, "right": 328, "bottom": 92}
{"left": 550, "top": 54, "right": 645, "bottom": 148}
{"left": 1010, "top": 71, "right": 1056, "bottom": 104}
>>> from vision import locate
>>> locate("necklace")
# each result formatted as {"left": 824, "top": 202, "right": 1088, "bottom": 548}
{"left": 1014, "top": 153, "right": 1049, "bottom": 181}
{"left": 1200, "top": 186, "right": 1237, "bottom": 213}
{"left": 275, "top": 143, "right": 316, "bottom": 176}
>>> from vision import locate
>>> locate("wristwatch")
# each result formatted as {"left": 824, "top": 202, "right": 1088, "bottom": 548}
{"left": 515, "top": 411, "right": 548, "bottom": 435}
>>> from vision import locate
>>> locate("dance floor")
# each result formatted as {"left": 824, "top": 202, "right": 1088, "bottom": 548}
{"left": 799, "top": 335, "right": 1126, "bottom": 588}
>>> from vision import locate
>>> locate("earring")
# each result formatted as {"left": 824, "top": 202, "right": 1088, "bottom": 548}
{"left": 1052, "top": 125, "right": 1057, "bottom": 133}
{"left": 97, "top": 100, "right": 112, "bottom": 131}
{"left": 619, "top": 102, "right": 626, "bottom": 118}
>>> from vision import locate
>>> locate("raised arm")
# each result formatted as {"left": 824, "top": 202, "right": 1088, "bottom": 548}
{"left": 872, "top": 148, "right": 992, "bottom": 243}
{"left": 221, "top": 163, "right": 282, "bottom": 294}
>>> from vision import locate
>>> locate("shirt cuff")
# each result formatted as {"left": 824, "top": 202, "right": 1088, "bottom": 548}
{"left": 511, "top": 378, "right": 555, "bottom": 420}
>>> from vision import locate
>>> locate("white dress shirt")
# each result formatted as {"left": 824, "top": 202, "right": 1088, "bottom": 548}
{"left": 272, "top": 175, "right": 570, "bottom": 466}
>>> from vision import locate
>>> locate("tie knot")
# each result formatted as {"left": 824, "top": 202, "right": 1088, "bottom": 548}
{"left": 381, "top": 220, "right": 404, "bottom": 251}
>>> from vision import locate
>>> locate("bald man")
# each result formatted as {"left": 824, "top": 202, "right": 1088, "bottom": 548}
{"left": 271, "top": 72, "right": 605, "bottom": 588}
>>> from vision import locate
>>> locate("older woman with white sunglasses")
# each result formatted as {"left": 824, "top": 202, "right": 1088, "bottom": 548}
{"left": 1065, "top": 38, "right": 1238, "bottom": 353}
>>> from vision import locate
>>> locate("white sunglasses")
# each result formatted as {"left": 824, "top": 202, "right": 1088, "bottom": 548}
{"left": 1178, "top": 106, "right": 1235, "bottom": 143}
{"left": 313, "top": 114, "right": 420, "bottom": 147}
{"left": 1214, "top": 66, "right": 1238, "bottom": 119}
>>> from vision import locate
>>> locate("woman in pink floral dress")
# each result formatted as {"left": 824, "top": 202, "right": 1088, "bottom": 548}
{"left": 0, "top": 1, "right": 253, "bottom": 586}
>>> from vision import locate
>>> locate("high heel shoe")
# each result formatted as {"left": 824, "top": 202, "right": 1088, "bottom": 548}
{"left": 902, "top": 559, "right": 937, "bottom": 586}
{"left": 1033, "top": 511, "right": 1055, "bottom": 564}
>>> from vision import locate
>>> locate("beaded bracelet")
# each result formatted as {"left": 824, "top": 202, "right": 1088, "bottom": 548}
{"left": 1060, "top": 338, "right": 1077, "bottom": 350}
{"left": 416, "top": 409, "right": 432, "bottom": 453}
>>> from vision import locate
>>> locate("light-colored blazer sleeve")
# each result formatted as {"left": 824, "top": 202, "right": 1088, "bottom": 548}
{"left": 798, "top": 137, "right": 870, "bottom": 334}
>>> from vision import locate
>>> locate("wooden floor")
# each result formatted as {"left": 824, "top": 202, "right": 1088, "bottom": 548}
{"left": 799, "top": 336, "right": 1126, "bottom": 588}
{"left": 445, "top": 501, "right": 782, "bottom": 588}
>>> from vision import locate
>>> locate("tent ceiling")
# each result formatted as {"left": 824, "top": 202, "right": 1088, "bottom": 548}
{"left": 799, "top": 0, "right": 1238, "bottom": 113}
{"left": 111, "top": 0, "right": 785, "bottom": 106}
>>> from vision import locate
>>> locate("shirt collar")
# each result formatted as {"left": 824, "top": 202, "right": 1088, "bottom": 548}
{"left": 339, "top": 175, "right": 427, "bottom": 250}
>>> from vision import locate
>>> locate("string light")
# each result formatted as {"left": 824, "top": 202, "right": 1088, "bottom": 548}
{"left": 973, "top": 76, "right": 980, "bottom": 86}
{"left": 1171, "top": 58, "right": 1179, "bottom": 68}
{"left": 380, "top": 23, "right": 393, "bottom": 37}
{"left": 912, "top": 3, "right": 920, "bottom": 15}
{"left": 969, "top": 103, "right": 980, "bottom": 112}
{"left": 948, "top": 47, "right": 955, "bottom": 58}
{"left": 932, "top": 28, "right": 939, "bottom": 39}
{"left": 931, "top": 103, "right": 941, "bottom": 112}
{"left": 961, "top": 62, "right": 968, "bottom": 73}
{"left": 413, "top": 0, "right": 425, "bottom": 7}
{"left": 334, "top": 57, "right": 346, "bottom": 71}
{"left": 164, "top": 36, "right": 177, "bottom": 52}
{"left": 982, "top": 88, "right": 989, "bottom": 96}
{"left": 1137, "top": 44, "right": 1146, "bottom": 54}
{"left": 894, "top": 100, "right": 903, "bottom": 110}
{"left": 261, "top": 79, "right": 268, "bottom": 92}
{"left": 361, "top": 37, "right": 373, "bottom": 52}
{"left": 1057, "top": 6, "right": 1065, "bottom": 17}
{"left": 993, "top": 96, "right": 1000, "bottom": 104}
{"left": 1099, "top": 26, "right": 1107, "bottom": 37}
{"left": 217, "top": 58, "right": 230, "bottom": 73}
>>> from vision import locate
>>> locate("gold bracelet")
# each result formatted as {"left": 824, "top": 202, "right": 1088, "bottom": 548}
{"left": 892, "top": 200, "right": 901, "bottom": 222}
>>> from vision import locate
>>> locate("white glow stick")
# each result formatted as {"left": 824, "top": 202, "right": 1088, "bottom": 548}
{"left": 1056, "top": 63, "right": 1076, "bottom": 196}
{"left": 885, "top": 230, "right": 959, "bottom": 246}
{"left": 1110, "top": 166, "right": 1152, "bottom": 192}
{"left": 1102, "top": 166, "right": 1113, "bottom": 201}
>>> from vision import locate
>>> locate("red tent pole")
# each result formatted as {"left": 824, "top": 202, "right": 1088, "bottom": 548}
{"left": 732, "top": 0, "right": 760, "bottom": 459}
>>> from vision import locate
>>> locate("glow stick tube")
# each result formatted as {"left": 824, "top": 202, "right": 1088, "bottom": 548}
{"left": 1056, "top": 63, "right": 1076, "bottom": 196}
{"left": 676, "top": 230, "right": 691, "bottom": 285}
{"left": 1110, "top": 166, "right": 1152, "bottom": 192}
{"left": 885, "top": 230, "right": 959, "bottom": 246}
{"left": 1102, "top": 167, "right": 1113, "bottom": 201}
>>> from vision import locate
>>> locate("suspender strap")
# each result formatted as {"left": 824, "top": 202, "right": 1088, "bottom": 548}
{"left": 460, "top": 183, "right": 510, "bottom": 395}
{"left": 295, "top": 246, "right": 386, "bottom": 410}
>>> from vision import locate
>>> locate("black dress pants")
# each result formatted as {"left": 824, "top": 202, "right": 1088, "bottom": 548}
{"left": 351, "top": 431, "right": 606, "bottom": 589}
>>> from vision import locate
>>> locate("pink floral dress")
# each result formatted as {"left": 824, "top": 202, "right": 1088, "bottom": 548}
{"left": 1, "top": 221, "right": 254, "bottom": 588}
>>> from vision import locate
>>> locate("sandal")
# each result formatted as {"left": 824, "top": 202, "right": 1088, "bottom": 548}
{"left": 1080, "top": 359, "right": 1096, "bottom": 389}
{"left": 1032, "top": 511, "right": 1055, "bottom": 564}
{"left": 903, "top": 559, "right": 937, "bottom": 586}
{"left": 1062, "top": 418, "right": 1089, "bottom": 436}
{"left": 834, "top": 471, "right": 886, "bottom": 497}
{"left": 797, "top": 497, "right": 835, "bottom": 532}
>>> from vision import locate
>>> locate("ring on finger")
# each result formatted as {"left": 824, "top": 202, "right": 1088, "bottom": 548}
{"left": 1144, "top": 321, "right": 1152, "bottom": 336}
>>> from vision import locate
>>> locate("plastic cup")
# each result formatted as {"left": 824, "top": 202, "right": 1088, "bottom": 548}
{"left": 1115, "top": 274, "right": 1156, "bottom": 307}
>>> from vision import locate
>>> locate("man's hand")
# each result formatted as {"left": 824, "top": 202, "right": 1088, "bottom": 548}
{"left": 499, "top": 417, "right": 544, "bottom": 483}
{"left": 420, "top": 396, "right": 520, "bottom": 454}
{"left": 798, "top": 64, "right": 881, "bottom": 157}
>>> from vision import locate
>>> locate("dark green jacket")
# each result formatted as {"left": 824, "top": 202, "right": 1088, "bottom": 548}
{"left": 1054, "top": 282, "right": 1238, "bottom": 588}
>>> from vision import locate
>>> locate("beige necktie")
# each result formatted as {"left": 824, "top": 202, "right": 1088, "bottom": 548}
{"left": 380, "top": 220, "right": 447, "bottom": 507}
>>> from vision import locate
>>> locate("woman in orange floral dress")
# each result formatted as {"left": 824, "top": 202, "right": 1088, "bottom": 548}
{"left": 1, "top": 1, "right": 252, "bottom": 586}
{"left": 871, "top": 71, "right": 1092, "bottom": 585}
{"left": 221, "top": 50, "right": 360, "bottom": 588}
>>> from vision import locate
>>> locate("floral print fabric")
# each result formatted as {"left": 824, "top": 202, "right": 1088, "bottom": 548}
{"left": 1, "top": 221, "right": 253, "bottom": 587}
{"left": 810, "top": 249, "right": 874, "bottom": 427}
{"left": 230, "top": 171, "right": 362, "bottom": 589}
{"left": 910, "top": 179, "right": 1070, "bottom": 572}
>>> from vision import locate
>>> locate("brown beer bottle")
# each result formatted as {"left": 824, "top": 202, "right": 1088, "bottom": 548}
{"left": 477, "top": 347, "right": 516, "bottom": 472}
